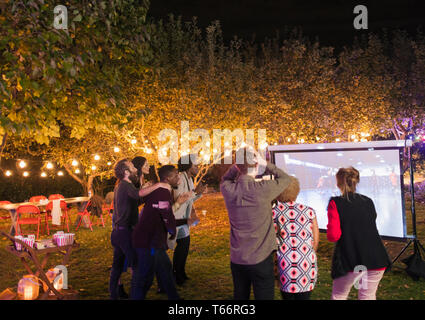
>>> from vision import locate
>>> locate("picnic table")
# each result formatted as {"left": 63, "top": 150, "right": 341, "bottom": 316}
{"left": 1, "top": 231, "right": 80, "bottom": 300}
{"left": 0, "top": 197, "right": 90, "bottom": 236}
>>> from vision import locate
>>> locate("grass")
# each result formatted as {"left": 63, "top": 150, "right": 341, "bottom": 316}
{"left": 1, "top": 192, "right": 425, "bottom": 300}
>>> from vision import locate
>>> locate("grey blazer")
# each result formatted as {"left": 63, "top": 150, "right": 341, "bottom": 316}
{"left": 220, "top": 162, "right": 291, "bottom": 265}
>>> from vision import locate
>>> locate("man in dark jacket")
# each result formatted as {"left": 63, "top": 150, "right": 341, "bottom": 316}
{"left": 109, "top": 159, "right": 170, "bottom": 300}
{"left": 132, "top": 165, "right": 181, "bottom": 300}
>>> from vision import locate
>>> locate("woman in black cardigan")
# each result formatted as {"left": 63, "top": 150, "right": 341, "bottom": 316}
{"left": 327, "top": 167, "right": 391, "bottom": 300}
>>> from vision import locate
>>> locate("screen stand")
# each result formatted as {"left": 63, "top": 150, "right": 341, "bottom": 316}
{"left": 392, "top": 141, "right": 425, "bottom": 271}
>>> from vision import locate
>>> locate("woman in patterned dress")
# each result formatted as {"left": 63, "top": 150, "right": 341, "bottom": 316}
{"left": 273, "top": 176, "right": 320, "bottom": 300}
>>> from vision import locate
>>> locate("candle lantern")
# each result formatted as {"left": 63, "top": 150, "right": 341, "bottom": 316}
{"left": 17, "top": 275, "right": 40, "bottom": 300}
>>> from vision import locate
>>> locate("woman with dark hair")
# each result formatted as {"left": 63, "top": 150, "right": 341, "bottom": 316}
{"left": 131, "top": 156, "right": 151, "bottom": 189}
{"left": 327, "top": 167, "right": 391, "bottom": 300}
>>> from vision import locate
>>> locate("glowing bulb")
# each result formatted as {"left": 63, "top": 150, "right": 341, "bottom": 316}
{"left": 91, "top": 165, "right": 97, "bottom": 171}
{"left": 75, "top": 169, "right": 81, "bottom": 174}
{"left": 57, "top": 171, "right": 64, "bottom": 176}
{"left": 354, "top": 139, "right": 359, "bottom": 142}
{"left": 203, "top": 154, "right": 210, "bottom": 161}
{"left": 114, "top": 147, "right": 120, "bottom": 153}
{"left": 23, "top": 171, "right": 29, "bottom": 177}
{"left": 5, "top": 170, "right": 12, "bottom": 177}
{"left": 19, "top": 160, "right": 26, "bottom": 168}
{"left": 46, "top": 162, "right": 53, "bottom": 169}
{"left": 71, "top": 160, "right": 78, "bottom": 166}
{"left": 224, "top": 142, "right": 229, "bottom": 147}
{"left": 335, "top": 138, "right": 340, "bottom": 142}
{"left": 206, "top": 141, "right": 211, "bottom": 147}
{"left": 351, "top": 134, "right": 356, "bottom": 140}
{"left": 107, "top": 162, "right": 112, "bottom": 166}
{"left": 145, "top": 148, "right": 152, "bottom": 154}
{"left": 41, "top": 172, "right": 47, "bottom": 177}
{"left": 316, "top": 137, "right": 320, "bottom": 141}
{"left": 131, "top": 139, "right": 137, "bottom": 144}
{"left": 94, "top": 155, "right": 100, "bottom": 161}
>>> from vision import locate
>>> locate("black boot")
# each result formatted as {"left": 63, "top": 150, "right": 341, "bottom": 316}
{"left": 118, "top": 284, "right": 129, "bottom": 299}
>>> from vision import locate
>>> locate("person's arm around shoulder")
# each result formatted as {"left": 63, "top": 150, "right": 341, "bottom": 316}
{"left": 139, "top": 182, "right": 171, "bottom": 197}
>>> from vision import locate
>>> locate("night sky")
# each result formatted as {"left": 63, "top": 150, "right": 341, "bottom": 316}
{"left": 148, "top": 0, "right": 425, "bottom": 48}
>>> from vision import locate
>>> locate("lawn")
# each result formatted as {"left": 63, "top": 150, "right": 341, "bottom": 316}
{"left": 0, "top": 192, "right": 425, "bottom": 300}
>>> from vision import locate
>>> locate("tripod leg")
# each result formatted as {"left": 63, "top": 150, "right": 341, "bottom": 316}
{"left": 392, "top": 240, "right": 413, "bottom": 264}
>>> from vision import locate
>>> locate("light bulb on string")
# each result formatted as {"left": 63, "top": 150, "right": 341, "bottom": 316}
{"left": 71, "top": 160, "right": 78, "bottom": 166}
{"left": 5, "top": 170, "right": 12, "bottom": 177}
{"left": 114, "top": 147, "right": 120, "bottom": 153}
{"left": 41, "top": 172, "right": 47, "bottom": 178}
{"left": 46, "top": 162, "right": 54, "bottom": 169}
{"left": 131, "top": 139, "right": 137, "bottom": 144}
{"left": 23, "top": 171, "right": 29, "bottom": 177}
{"left": 107, "top": 162, "right": 112, "bottom": 166}
{"left": 75, "top": 169, "right": 81, "bottom": 174}
{"left": 94, "top": 155, "right": 100, "bottom": 161}
{"left": 57, "top": 171, "right": 64, "bottom": 176}
{"left": 91, "top": 165, "right": 97, "bottom": 171}
{"left": 19, "top": 160, "right": 27, "bottom": 169}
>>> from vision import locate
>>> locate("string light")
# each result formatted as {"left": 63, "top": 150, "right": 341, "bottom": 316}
{"left": 145, "top": 148, "right": 152, "bottom": 154}
{"left": 57, "top": 171, "right": 64, "bottom": 176}
{"left": 114, "top": 147, "right": 120, "bottom": 153}
{"left": 75, "top": 169, "right": 81, "bottom": 174}
{"left": 5, "top": 170, "right": 12, "bottom": 177}
{"left": 46, "top": 162, "right": 54, "bottom": 169}
{"left": 23, "top": 171, "right": 29, "bottom": 177}
{"left": 131, "top": 139, "right": 137, "bottom": 144}
{"left": 94, "top": 155, "right": 100, "bottom": 161}
{"left": 19, "top": 160, "right": 27, "bottom": 168}
{"left": 335, "top": 138, "right": 340, "bottom": 142}
{"left": 71, "top": 160, "right": 78, "bottom": 166}
{"left": 107, "top": 162, "right": 112, "bottom": 166}
{"left": 41, "top": 172, "right": 47, "bottom": 178}
{"left": 91, "top": 165, "right": 97, "bottom": 171}
{"left": 351, "top": 134, "right": 356, "bottom": 140}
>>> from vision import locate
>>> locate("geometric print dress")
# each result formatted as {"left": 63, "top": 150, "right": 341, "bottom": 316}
{"left": 273, "top": 201, "right": 318, "bottom": 293}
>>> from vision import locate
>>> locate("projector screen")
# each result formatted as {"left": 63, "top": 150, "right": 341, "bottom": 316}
{"left": 268, "top": 140, "right": 410, "bottom": 239}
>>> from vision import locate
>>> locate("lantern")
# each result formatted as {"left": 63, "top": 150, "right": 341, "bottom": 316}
{"left": 17, "top": 275, "right": 40, "bottom": 300}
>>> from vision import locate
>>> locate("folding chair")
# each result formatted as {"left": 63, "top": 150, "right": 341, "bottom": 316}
{"left": 0, "top": 201, "right": 11, "bottom": 221}
{"left": 29, "top": 195, "right": 47, "bottom": 203}
{"left": 48, "top": 194, "right": 65, "bottom": 200}
{"left": 102, "top": 201, "right": 113, "bottom": 223}
{"left": 45, "top": 200, "right": 70, "bottom": 233}
{"left": 16, "top": 205, "right": 42, "bottom": 239}
{"left": 75, "top": 201, "right": 93, "bottom": 231}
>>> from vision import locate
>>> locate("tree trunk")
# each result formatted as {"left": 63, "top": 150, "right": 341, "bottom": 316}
{"left": 0, "top": 133, "right": 7, "bottom": 166}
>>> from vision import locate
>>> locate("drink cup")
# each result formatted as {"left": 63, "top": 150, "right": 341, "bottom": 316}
{"left": 15, "top": 235, "right": 23, "bottom": 251}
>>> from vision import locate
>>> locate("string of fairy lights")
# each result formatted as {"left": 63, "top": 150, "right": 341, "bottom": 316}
{"left": 0, "top": 132, "right": 379, "bottom": 178}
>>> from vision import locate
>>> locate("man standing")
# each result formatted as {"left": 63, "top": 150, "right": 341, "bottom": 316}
{"left": 172, "top": 155, "right": 207, "bottom": 286}
{"left": 220, "top": 148, "right": 291, "bottom": 300}
{"left": 132, "top": 165, "right": 181, "bottom": 300}
{"left": 109, "top": 159, "right": 169, "bottom": 300}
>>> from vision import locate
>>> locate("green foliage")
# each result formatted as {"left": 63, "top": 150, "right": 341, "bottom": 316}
{"left": 0, "top": 0, "right": 151, "bottom": 144}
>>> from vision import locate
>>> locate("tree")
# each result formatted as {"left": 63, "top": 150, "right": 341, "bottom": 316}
{"left": 0, "top": 0, "right": 151, "bottom": 158}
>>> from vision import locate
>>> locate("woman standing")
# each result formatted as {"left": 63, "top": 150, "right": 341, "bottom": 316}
{"left": 273, "top": 176, "right": 319, "bottom": 300}
{"left": 327, "top": 167, "right": 391, "bottom": 300}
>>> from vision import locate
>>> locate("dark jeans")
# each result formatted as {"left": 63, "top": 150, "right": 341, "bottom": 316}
{"left": 109, "top": 228, "right": 137, "bottom": 300}
{"left": 281, "top": 291, "right": 311, "bottom": 300}
{"left": 132, "top": 248, "right": 180, "bottom": 300}
{"left": 173, "top": 235, "right": 190, "bottom": 283}
{"left": 230, "top": 252, "right": 275, "bottom": 300}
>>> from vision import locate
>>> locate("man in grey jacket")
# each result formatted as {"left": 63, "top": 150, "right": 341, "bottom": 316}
{"left": 220, "top": 148, "right": 291, "bottom": 300}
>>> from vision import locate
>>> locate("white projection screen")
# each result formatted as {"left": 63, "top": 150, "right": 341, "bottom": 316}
{"left": 268, "top": 140, "right": 412, "bottom": 240}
